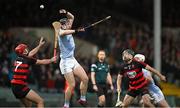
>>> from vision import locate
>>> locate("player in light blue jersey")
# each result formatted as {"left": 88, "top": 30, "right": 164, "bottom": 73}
{"left": 134, "top": 54, "right": 169, "bottom": 107}
{"left": 53, "top": 9, "right": 89, "bottom": 108}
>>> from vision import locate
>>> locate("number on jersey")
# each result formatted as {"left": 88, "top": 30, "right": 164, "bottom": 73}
{"left": 15, "top": 61, "right": 22, "bottom": 71}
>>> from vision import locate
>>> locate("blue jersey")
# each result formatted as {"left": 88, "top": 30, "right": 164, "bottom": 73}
{"left": 142, "top": 69, "right": 161, "bottom": 94}
{"left": 58, "top": 33, "right": 75, "bottom": 59}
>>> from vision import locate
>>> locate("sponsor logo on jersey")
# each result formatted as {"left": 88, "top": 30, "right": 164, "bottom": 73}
{"left": 127, "top": 71, "right": 137, "bottom": 78}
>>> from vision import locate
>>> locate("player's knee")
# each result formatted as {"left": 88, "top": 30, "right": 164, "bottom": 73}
{"left": 99, "top": 95, "right": 106, "bottom": 105}
{"left": 82, "top": 76, "right": 89, "bottom": 84}
{"left": 99, "top": 99, "right": 105, "bottom": 106}
{"left": 143, "top": 98, "right": 152, "bottom": 106}
{"left": 100, "top": 99, "right": 105, "bottom": 105}
{"left": 100, "top": 97, "right": 105, "bottom": 102}
{"left": 158, "top": 100, "right": 169, "bottom": 107}
{"left": 69, "top": 82, "right": 76, "bottom": 89}
{"left": 38, "top": 98, "right": 44, "bottom": 104}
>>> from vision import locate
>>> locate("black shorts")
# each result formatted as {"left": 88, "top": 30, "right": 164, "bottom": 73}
{"left": 127, "top": 87, "right": 149, "bottom": 98}
{"left": 96, "top": 84, "right": 107, "bottom": 97}
{"left": 11, "top": 84, "right": 31, "bottom": 99}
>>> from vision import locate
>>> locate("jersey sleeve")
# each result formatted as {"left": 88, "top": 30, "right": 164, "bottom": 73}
{"left": 27, "top": 57, "right": 37, "bottom": 65}
{"left": 107, "top": 64, "right": 110, "bottom": 73}
{"left": 118, "top": 63, "right": 124, "bottom": 75}
{"left": 91, "top": 64, "right": 97, "bottom": 72}
{"left": 142, "top": 69, "right": 151, "bottom": 78}
{"left": 137, "top": 60, "right": 147, "bottom": 68}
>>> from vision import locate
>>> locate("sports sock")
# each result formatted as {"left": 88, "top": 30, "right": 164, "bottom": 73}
{"left": 64, "top": 100, "right": 70, "bottom": 107}
{"left": 80, "top": 95, "right": 86, "bottom": 101}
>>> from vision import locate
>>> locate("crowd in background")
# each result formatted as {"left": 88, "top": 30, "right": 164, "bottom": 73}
{"left": 1, "top": 0, "right": 178, "bottom": 28}
{"left": 162, "top": 0, "right": 180, "bottom": 27}
{"left": 161, "top": 28, "right": 180, "bottom": 82}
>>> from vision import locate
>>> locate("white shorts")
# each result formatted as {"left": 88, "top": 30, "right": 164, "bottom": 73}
{"left": 59, "top": 57, "right": 80, "bottom": 75}
{"left": 148, "top": 84, "right": 165, "bottom": 104}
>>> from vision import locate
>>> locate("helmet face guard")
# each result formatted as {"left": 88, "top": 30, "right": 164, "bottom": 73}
{"left": 122, "top": 49, "right": 135, "bottom": 62}
{"left": 59, "top": 18, "right": 68, "bottom": 25}
{"left": 123, "top": 49, "right": 135, "bottom": 57}
{"left": 15, "top": 44, "right": 28, "bottom": 55}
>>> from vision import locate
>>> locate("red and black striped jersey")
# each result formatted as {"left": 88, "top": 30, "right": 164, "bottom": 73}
{"left": 119, "top": 59, "right": 147, "bottom": 90}
{"left": 11, "top": 55, "right": 37, "bottom": 85}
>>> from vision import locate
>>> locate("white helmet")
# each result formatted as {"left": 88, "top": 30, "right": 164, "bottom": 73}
{"left": 134, "top": 54, "right": 145, "bottom": 62}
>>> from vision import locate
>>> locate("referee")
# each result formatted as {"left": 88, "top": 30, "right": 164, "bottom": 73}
{"left": 91, "top": 50, "right": 114, "bottom": 107}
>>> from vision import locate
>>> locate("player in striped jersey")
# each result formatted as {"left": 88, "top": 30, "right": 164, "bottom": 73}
{"left": 134, "top": 54, "right": 169, "bottom": 107}
{"left": 11, "top": 37, "right": 56, "bottom": 108}
{"left": 116, "top": 49, "right": 166, "bottom": 107}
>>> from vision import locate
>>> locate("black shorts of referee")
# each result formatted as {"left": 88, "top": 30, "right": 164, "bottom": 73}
{"left": 96, "top": 83, "right": 108, "bottom": 97}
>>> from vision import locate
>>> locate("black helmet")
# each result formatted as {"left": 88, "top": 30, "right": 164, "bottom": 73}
{"left": 59, "top": 18, "right": 68, "bottom": 24}
{"left": 123, "top": 49, "right": 135, "bottom": 56}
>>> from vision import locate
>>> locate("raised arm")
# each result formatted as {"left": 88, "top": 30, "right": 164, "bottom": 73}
{"left": 36, "top": 56, "right": 56, "bottom": 65}
{"left": 66, "top": 11, "right": 74, "bottom": 26}
{"left": 59, "top": 9, "right": 74, "bottom": 27}
{"left": 145, "top": 65, "right": 166, "bottom": 81}
{"left": 52, "top": 21, "right": 85, "bottom": 37}
{"left": 52, "top": 21, "right": 74, "bottom": 36}
{"left": 28, "top": 37, "right": 45, "bottom": 57}
{"left": 59, "top": 28, "right": 85, "bottom": 36}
